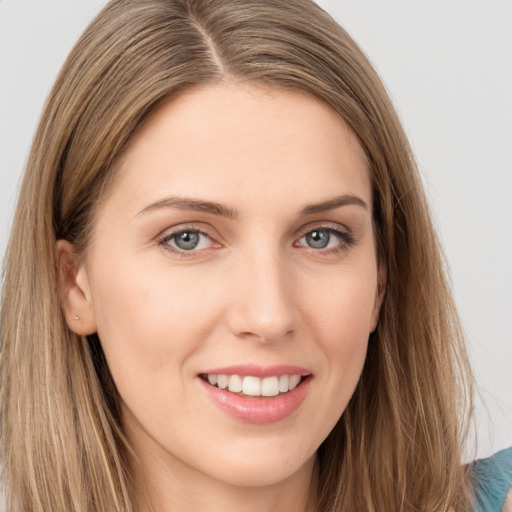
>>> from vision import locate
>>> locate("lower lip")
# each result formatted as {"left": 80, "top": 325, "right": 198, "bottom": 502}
{"left": 199, "top": 376, "right": 311, "bottom": 424}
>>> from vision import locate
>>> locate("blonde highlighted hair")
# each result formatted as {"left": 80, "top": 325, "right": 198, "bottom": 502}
{"left": 1, "top": 0, "right": 473, "bottom": 510}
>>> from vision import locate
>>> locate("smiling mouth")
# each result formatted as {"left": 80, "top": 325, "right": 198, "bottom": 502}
{"left": 199, "top": 373, "right": 309, "bottom": 397}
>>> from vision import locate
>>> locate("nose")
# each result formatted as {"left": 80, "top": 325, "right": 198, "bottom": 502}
{"left": 226, "top": 249, "right": 297, "bottom": 344}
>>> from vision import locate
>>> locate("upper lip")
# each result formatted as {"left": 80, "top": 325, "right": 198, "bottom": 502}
{"left": 199, "top": 364, "right": 311, "bottom": 378}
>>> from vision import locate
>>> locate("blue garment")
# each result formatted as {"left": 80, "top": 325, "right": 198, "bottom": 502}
{"left": 470, "top": 446, "right": 512, "bottom": 512}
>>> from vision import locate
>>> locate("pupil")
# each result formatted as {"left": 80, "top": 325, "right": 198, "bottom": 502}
{"left": 306, "top": 230, "right": 329, "bottom": 249}
{"left": 175, "top": 231, "right": 199, "bottom": 250}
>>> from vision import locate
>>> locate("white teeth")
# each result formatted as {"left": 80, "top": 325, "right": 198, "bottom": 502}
{"left": 289, "top": 374, "right": 301, "bottom": 390}
{"left": 228, "top": 375, "right": 243, "bottom": 393}
{"left": 261, "top": 376, "right": 279, "bottom": 396}
{"left": 205, "top": 373, "right": 305, "bottom": 396}
{"left": 217, "top": 374, "right": 228, "bottom": 389}
{"left": 243, "top": 376, "right": 261, "bottom": 396}
{"left": 279, "top": 375, "right": 289, "bottom": 393}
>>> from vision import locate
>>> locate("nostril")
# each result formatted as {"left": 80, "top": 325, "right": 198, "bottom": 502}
{"left": 238, "top": 328, "right": 295, "bottom": 345}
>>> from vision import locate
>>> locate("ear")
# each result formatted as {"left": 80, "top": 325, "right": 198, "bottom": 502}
{"left": 57, "top": 240, "right": 97, "bottom": 336}
{"left": 370, "top": 265, "right": 387, "bottom": 332}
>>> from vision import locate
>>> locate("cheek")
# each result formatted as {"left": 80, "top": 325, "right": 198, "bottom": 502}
{"left": 304, "top": 261, "right": 378, "bottom": 342}
{"left": 86, "top": 258, "right": 228, "bottom": 437}
{"left": 91, "top": 249, "right": 214, "bottom": 325}
{"left": 301, "top": 265, "right": 377, "bottom": 407}
{"left": 321, "top": 288, "right": 373, "bottom": 380}
{"left": 86, "top": 254, "right": 223, "bottom": 387}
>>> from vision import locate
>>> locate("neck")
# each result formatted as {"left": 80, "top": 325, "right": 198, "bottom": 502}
{"left": 133, "top": 449, "right": 318, "bottom": 512}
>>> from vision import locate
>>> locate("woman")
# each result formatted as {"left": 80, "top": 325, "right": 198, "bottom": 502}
{"left": 0, "top": 0, "right": 510, "bottom": 510}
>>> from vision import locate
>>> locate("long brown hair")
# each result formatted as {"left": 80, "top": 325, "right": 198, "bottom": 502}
{"left": 1, "top": 1, "right": 473, "bottom": 510}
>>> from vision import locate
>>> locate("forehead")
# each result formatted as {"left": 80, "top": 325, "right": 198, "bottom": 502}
{"left": 104, "top": 82, "right": 371, "bottom": 217}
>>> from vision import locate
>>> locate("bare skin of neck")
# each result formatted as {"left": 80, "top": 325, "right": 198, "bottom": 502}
{"left": 133, "top": 452, "right": 318, "bottom": 512}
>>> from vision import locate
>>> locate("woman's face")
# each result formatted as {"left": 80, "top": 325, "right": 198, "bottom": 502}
{"left": 63, "top": 83, "right": 383, "bottom": 495}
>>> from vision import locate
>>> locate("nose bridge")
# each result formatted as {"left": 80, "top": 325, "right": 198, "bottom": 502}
{"left": 229, "top": 241, "right": 296, "bottom": 343}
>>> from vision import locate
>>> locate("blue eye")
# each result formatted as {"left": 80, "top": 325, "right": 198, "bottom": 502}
{"left": 162, "top": 229, "right": 212, "bottom": 252}
{"left": 299, "top": 228, "right": 351, "bottom": 250}
{"left": 173, "top": 231, "right": 200, "bottom": 250}
{"left": 304, "top": 229, "right": 330, "bottom": 249}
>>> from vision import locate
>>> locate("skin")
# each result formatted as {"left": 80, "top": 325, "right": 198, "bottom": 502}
{"left": 504, "top": 490, "right": 512, "bottom": 512}
{"left": 59, "top": 82, "right": 385, "bottom": 512}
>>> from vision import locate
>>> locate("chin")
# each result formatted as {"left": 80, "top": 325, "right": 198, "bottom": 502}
{"left": 195, "top": 438, "right": 317, "bottom": 489}
{"left": 213, "top": 460, "right": 314, "bottom": 490}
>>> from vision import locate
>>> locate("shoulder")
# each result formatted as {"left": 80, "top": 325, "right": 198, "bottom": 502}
{"left": 469, "top": 446, "right": 512, "bottom": 512}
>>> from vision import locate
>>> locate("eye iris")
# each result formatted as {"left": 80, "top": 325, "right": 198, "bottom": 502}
{"left": 174, "top": 231, "right": 200, "bottom": 250}
{"left": 306, "top": 230, "right": 330, "bottom": 249}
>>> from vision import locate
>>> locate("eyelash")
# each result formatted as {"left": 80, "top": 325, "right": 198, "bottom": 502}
{"left": 157, "top": 224, "right": 215, "bottom": 257}
{"left": 295, "top": 227, "right": 355, "bottom": 255}
{"left": 156, "top": 224, "right": 355, "bottom": 257}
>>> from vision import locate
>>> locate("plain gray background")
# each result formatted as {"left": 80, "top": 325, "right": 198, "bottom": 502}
{"left": 0, "top": 1, "right": 510, "bottom": 460}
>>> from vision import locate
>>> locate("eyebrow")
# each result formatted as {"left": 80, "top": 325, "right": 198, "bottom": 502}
{"left": 136, "top": 193, "right": 369, "bottom": 219}
{"left": 137, "top": 196, "right": 239, "bottom": 218}
{"left": 299, "top": 194, "right": 369, "bottom": 216}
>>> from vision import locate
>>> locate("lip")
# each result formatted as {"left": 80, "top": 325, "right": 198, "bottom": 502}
{"left": 198, "top": 365, "right": 312, "bottom": 424}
